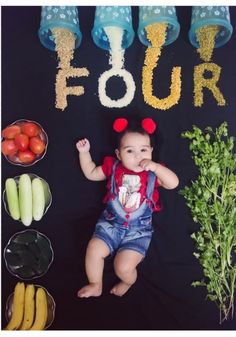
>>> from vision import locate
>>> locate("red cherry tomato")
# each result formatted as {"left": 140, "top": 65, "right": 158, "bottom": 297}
{"left": 1, "top": 140, "right": 18, "bottom": 156}
{"left": 14, "top": 133, "right": 29, "bottom": 151}
{"left": 18, "top": 150, "right": 36, "bottom": 164}
{"left": 2, "top": 125, "right": 21, "bottom": 139}
{"left": 21, "top": 122, "right": 39, "bottom": 137}
{"left": 29, "top": 137, "right": 46, "bottom": 155}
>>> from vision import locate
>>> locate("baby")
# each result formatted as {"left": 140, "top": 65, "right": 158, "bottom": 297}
{"left": 76, "top": 118, "right": 179, "bottom": 297}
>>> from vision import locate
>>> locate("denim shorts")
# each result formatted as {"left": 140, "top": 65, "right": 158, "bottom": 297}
{"left": 93, "top": 209, "right": 153, "bottom": 257}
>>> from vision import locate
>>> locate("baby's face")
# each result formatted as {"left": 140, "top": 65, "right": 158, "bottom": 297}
{"left": 115, "top": 132, "right": 153, "bottom": 172}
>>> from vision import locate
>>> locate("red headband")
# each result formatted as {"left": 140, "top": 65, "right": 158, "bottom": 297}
{"left": 113, "top": 118, "right": 156, "bottom": 134}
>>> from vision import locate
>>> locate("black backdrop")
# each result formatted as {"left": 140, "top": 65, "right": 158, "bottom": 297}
{"left": 1, "top": 6, "right": 236, "bottom": 330}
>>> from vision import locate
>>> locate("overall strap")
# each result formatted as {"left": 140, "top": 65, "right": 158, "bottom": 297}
{"left": 111, "top": 161, "right": 157, "bottom": 201}
{"left": 110, "top": 160, "right": 119, "bottom": 194}
{"left": 146, "top": 171, "right": 157, "bottom": 203}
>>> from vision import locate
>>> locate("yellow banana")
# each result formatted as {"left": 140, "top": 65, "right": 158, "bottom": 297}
{"left": 20, "top": 284, "right": 35, "bottom": 330}
{"left": 5, "top": 282, "right": 25, "bottom": 330}
{"left": 30, "top": 287, "right": 48, "bottom": 330}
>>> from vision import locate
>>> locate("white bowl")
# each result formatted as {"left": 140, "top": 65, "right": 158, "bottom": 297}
{"left": 3, "top": 173, "right": 52, "bottom": 226}
{"left": 4, "top": 229, "right": 54, "bottom": 280}
{"left": 2, "top": 119, "right": 48, "bottom": 166}
{"left": 5, "top": 284, "right": 56, "bottom": 329}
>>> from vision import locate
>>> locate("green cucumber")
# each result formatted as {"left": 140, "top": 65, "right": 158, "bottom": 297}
{"left": 5, "top": 178, "right": 20, "bottom": 220}
{"left": 32, "top": 178, "right": 45, "bottom": 221}
{"left": 19, "top": 174, "right": 32, "bottom": 226}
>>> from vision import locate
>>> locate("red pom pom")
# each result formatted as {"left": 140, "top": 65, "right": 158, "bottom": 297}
{"left": 113, "top": 118, "right": 128, "bottom": 133}
{"left": 141, "top": 118, "right": 157, "bottom": 134}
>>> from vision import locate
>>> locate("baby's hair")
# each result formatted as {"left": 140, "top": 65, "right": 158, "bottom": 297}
{"left": 114, "top": 117, "right": 155, "bottom": 149}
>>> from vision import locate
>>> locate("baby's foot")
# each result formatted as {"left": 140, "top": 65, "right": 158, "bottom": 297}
{"left": 77, "top": 283, "right": 102, "bottom": 298}
{"left": 110, "top": 282, "right": 132, "bottom": 297}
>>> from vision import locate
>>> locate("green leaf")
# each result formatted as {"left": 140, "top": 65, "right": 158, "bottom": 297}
{"left": 180, "top": 122, "right": 236, "bottom": 323}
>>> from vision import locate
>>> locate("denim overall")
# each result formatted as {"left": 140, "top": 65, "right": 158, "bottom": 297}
{"left": 94, "top": 160, "right": 156, "bottom": 256}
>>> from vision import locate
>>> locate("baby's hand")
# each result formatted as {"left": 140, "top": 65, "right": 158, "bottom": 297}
{"left": 139, "top": 159, "right": 157, "bottom": 173}
{"left": 76, "top": 138, "right": 90, "bottom": 153}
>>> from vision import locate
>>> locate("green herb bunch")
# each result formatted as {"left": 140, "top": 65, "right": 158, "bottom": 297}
{"left": 180, "top": 122, "right": 236, "bottom": 324}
